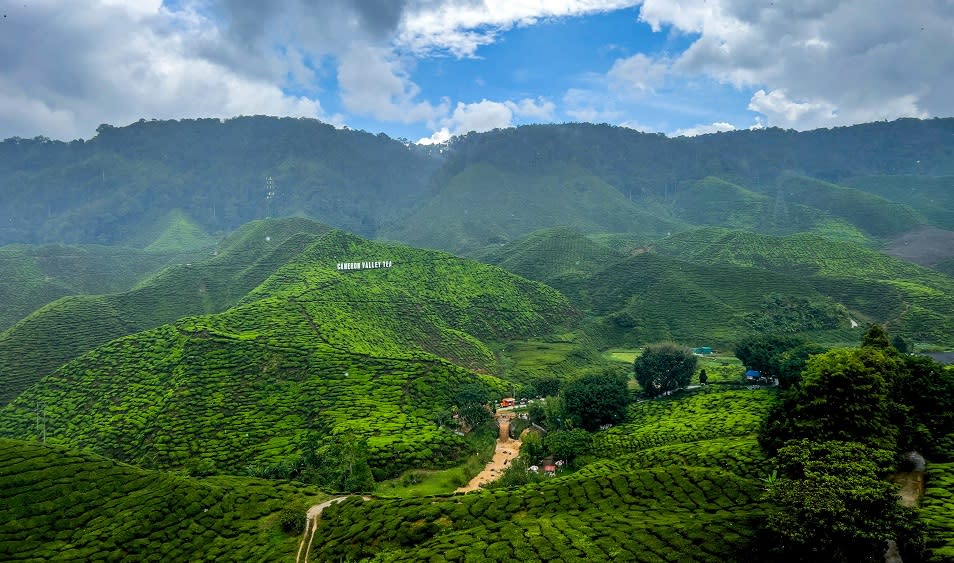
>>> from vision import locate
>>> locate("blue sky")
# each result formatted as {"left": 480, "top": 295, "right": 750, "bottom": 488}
{"left": 0, "top": 1, "right": 952, "bottom": 142}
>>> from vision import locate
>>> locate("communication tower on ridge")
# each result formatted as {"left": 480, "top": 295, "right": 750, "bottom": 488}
{"left": 264, "top": 176, "right": 277, "bottom": 218}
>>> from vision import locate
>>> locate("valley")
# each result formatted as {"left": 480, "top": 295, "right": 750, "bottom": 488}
{"left": 2, "top": 118, "right": 954, "bottom": 561}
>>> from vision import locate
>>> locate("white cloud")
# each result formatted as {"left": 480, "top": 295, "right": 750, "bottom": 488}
{"left": 397, "top": 0, "right": 641, "bottom": 57}
{"left": 416, "top": 127, "right": 452, "bottom": 145}
{"left": 607, "top": 53, "right": 671, "bottom": 97}
{"left": 416, "top": 95, "right": 557, "bottom": 143}
{"left": 746, "top": 89, "right": 837, "bottom": 130}
{"left": 337, "top": 43, "right": 447, "bottom": 124}
{"left": 0, "top": 1, "right": 329, "bottom": 140}
{"left": 671, "top": 121, "right": 736, "bottom": 137}
{"left": 505, "top": 97, "right": 556, "bottom": 120}
{"left": 636, "top": 0, "right": 954, "bottom": 129}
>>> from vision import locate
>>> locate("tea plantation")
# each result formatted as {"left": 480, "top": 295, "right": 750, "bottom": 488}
{"left": 922, "top": 462, "right": 954, "bottom": 561}
{"left": 0, "top": 217, "right": 333, "bottom": 405}
{"left": 0, "top": 438, "right": 326, "bottom": 561}
{"left": 311, "top": 464, "right": 768, "bottom": 562}
{"left": 0, "top": 229, "right": 573, "bottom": 477}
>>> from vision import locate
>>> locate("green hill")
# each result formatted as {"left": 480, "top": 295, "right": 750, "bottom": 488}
{"left": 0, "top": 243, "right": 206, "bottom": 331}
{"left": 771, "top": 174, "right": 925, "bottom": 238}
{"left": 655, "top": 228, "right": 954, "bottom": 345}
{"left": 0, "top": 231, "right": 573, "bottom": 477}
{"left": 843, "top": 175, "right": 954, "bottom": 230}
{"left": 671, "top": 176, "right": 869, "bottom": 243}
{"left": 380, "top": 162, "right": 683, "bottom": 254}
{"left": 0, "top": 218, "right": 332, "bottom": 406}
{"left": 140, "top": 209, "right": 219, "bottom": 253}
{"left": 472, "top": 226, "right": 625, "bottom": 287}
{"left": 558, "top": 251, "right": 845, "bottom": 346}
{"left": 0, "top": 438, "right": 325, "bottom": 561}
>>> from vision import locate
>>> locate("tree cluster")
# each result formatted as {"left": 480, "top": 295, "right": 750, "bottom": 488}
{"left": 633, "top": 343, "right": 697, "bottom": 397}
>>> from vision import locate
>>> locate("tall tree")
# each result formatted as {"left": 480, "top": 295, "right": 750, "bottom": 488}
{"left": 634, "top": 343, "right": 697, "bottom": 397}
{"left": 560, "top": 371, "right": 629, "bottom": 430}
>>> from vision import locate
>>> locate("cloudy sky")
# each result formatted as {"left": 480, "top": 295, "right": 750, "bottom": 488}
{"left": 1, "top": 0, "right": 951, "bottom": 143}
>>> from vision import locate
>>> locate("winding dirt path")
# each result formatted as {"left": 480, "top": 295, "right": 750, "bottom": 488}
{"left": 295, "top": 496, "right": 349, "bottom": 563}
{"left": 456, "top": 414, "right": 522, "bottom": 493}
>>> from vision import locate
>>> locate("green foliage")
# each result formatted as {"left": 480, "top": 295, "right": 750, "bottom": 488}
{"left": 529, "top": 375, "right": 561, "bottom": 397}
{"left": 656, "top": 228, "right": 954, "bottom": 347}
{"left": 892, "top": 356, "right": 954, "bottom": 460}
{"left": 921, "top": 462, "right": 954, "bottom": 561}
{"left": 0, "top": 438, "right": 326, "bottom": 561}
{"left": 760, "top": 347, "right": 901, "bottom": 453}
{"left": 0, "top": 217, "right": 332, "bottom": 405}
{"left": 744, "top": 293, "right": 849, "bottom": 333}
{"left": 756, "top": 440, "right": 922, "bottom": 562}
{"left": 309, "top": 464, "right": 768, "bottom": 562}
{"left": 560, "top": 371, "right": 629, "bottom": 431}
{"left": 543, "top": 429, "right": 592, "bottom": 464}
{"left": 278, "top": 500, "right": 309, "bottom": 534}
{"left": 594, "top": 387, "right": 777, "bottom": 456}
{"left": 734, "top": 334, "right": 806, "bottom": 375}
{"left": 634, "top": 342, "right": 698, "bottom": 397}
{"left": 862, "top": 323, "right": 892, "bottom": 349}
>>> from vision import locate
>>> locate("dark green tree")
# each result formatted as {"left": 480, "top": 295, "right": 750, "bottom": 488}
{"left": 862, "top": 324, "right": 891, "bottom": 349}
{"left": 891, "top": 334, "right": 912, "bottom": 354}
{"left": 634, "top": 343, "right": 697, "bottom": 397}
{"left": 455, "top": 383, "right": 493, "bottom": 430}
{"left": 734, "top": 334, "right": 804, "bottom": 376}
{"left": 756, "top": 440, "right": 922, "bottom": 562}
{"left": 892, "top": 355, "right": 954, "bottom": 460}
{"left": 530, "top": 375, "right": 561, "bottom": 397}
{"left": 544, "top": 429, "right": 592, "bottom": 465}
{"left": 760, "top": 347, "right": 902, "bottom": 454}
{"left": 773, "top": 342, "right": 829, "bottom": 389}
{"left": 560, "top": 371, "right": 629, "bottom": 430}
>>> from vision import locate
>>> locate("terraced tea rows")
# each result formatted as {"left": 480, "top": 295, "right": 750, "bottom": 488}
{"left": 0, "top": 324, "right": 489, "bottom": 476}
{"left": 578, "top": 436, "right": 767, "bottom": 480}
{"left": 593, "top": 387, "right": 777, "bottom": 456}
{"left": 0, "top": 438, "right": 326, "bottom": 561}
{"left": 311, "top": 464, "right": 768, "bottom": 562}
{"left": 922, "top": 462, "right": 954, "bottom": 561}
{"left": 0, "top": 218, "right": 332, "bottom": 405}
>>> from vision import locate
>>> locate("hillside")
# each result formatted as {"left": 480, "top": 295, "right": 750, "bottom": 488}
{"left": 0, "top": 438, "right": 325, "bottom": 561}
{"left": 843, "top": 175, "right": 954, "bottom": 230}
{"left": 0, "top": 231, "right": 573, "bottom": 477}
{"left": 380, "top": 162, "right": 683, "bottom": 254}
{"left": 0, "top": 217, "right": 333, "bottom": 405}
{"left": 309, "top": 387, "right": 776, "bottom": 562}
{"left": 655, "top": 228, "right": 954, "bottom": 345}
{"left": 0, "top": 243, "right": 207, "bottom": 331}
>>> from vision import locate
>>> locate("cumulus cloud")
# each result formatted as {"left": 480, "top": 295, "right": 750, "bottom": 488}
{"left": 0, "top": 0, "right": 329, "bottom": 140}
{"left": 637, "top": 0, "right": 954, "bottom": 129}
{"left": 397, "top": 0, "right": 641, "bottom": 57}
{"left": 607, "top": 53, "right": 671, "bottom": 97}
{"left": 671, "top": 121, "right": 736, "bottom": 137}
{"left": 416, "top": 96, "right": 557, "bottom": 144}
{"left": 337, "top": 44, "right": 447, "bottom": 124}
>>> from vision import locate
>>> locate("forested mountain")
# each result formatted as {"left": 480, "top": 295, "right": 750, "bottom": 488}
{"left": 3, "top": 116, "right": 954, "bottom": 253}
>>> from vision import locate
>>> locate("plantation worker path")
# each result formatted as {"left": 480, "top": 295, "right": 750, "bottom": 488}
{"left": 456, "top": 412, "right": 522, "bottom": 493}
{"left": 297, "top": 496, "right": 366, "bottom": 563}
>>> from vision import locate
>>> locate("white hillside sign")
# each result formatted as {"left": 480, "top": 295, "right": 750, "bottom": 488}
{"left": 337, "top": 261, "right": 393, "bottom": 271}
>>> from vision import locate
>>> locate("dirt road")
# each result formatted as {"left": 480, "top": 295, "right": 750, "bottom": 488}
{"left": 295, "top": 496, "right": 349, "bottom": 563}
{"left": 456, "top": 415, "right": 522, "bottom": 493}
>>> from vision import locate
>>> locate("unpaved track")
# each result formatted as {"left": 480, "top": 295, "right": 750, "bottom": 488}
{"left": 456, "top": 414, "right": 522, "bottom": 493}
{"left": 295, "top": 497, "right": 349, "bottom": 563}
